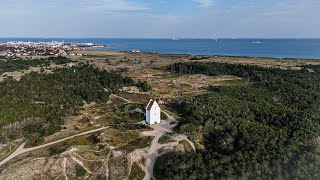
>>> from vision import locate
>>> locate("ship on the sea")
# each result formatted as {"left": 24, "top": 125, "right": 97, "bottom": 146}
{"left": 252, "top": 41, "right": 261, "bottom": 44}
{"left": 212, "top": 38, "right": 220, "bottom": 42}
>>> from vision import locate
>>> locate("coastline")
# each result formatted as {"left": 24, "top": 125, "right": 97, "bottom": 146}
{"left": 72, "top": 49, "right": 320, "bottom": 65}
{"left": 1, "top": 38, "right": 320, "bottom": 59}
{"left": 84, "top": 48, "right": 320, "bottom": 61}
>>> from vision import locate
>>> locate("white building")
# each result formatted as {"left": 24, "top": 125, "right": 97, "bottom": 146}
{"left": 146, "top": 99, "right": 161, "bottom": 125}
{"left": 131, "top": 49, "right": 141, "bottom": 53}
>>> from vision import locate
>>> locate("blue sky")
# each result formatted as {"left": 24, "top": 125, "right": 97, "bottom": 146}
{"left": 0, "top": 0, "right": 319, "bottom": 38}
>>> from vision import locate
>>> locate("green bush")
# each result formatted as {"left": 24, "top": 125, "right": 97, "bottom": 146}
{"left": 75, "top": 164, "right": 86, "bottom": 177}
{"left": 136, "top": 80, "right": 151, "bottom": 92}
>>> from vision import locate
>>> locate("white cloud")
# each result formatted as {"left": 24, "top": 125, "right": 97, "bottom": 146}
{"left": 81, "top": 0, "right": 149, "bottom": 12}
{"left": 193, "top": 0, "right": 213, "bottom": 7}
{"left": 1, "top": 0, "right": 320, "bottom": 38}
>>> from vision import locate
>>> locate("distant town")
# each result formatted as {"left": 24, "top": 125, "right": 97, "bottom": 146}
{"left": 0, "top": 41, "right": 105, "bottom": 57}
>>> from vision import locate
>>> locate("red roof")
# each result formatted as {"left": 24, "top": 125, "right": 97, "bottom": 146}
{"left": 146, "top": 99, "right": 155, "bottom": 111}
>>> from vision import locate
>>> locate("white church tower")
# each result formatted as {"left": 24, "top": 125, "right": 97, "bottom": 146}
{"left": 146, "top": 99, "right": 161, "bottom": 125}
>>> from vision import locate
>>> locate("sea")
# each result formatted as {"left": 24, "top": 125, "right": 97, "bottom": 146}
{"left": 1, "top": 38, "right": 320, "bottom": 59}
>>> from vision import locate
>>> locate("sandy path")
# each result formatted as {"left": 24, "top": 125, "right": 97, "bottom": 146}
{"left": 0, "top": 126, "right": 110, "bottom": 167}
{"left": 111, "top": 94, "right": 131, "bottom": 103}
{"left": 62, "top": 157, "right": 68, "bottom": 180}
{"left": 142, "top": 113, "right": 177, "bottom": 180}
{"left": 103, "top": 94, "right": 194, "bottom": 180}
{"left": 110, "top": 94, "right": 185, "bottom": 180}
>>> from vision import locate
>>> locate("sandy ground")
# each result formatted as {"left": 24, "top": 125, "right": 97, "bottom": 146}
{"left": 0, "top": 126, "right": 110, "bottom": 168}
{"left": 141, "top": 113, "right": 177, "bottom": 180}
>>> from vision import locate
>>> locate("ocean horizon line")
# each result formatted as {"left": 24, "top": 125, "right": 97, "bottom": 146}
{"left": 1, "top": 38, "right": 320, "bottom": 59}
{"left": 1, "top": 37, "right": 320, "bottom": 40}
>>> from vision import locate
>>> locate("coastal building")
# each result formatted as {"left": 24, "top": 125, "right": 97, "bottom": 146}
{"left": 146, "top": 99, "right": 161, "bottom": 125}
{"left": 132, "top": 49, "right": 141, "bottom": 53}
{"left": 0, "top": 41, "right": 99, "bottom": 57}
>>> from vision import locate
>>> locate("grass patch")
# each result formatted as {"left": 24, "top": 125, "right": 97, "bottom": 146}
{"left": 76, "top": 146, "right": 108, "bottom": 160}
{"left": 48, "top": 143, "right": 71, "bottom": 156}
{"left": 117, "top": 136, "right": 153, "bottom": 153}
{"left": 179, "top": 140, "right": 193, "bottom": 152}
{"left": 75, "top": 164, "right": 86, "bottom": 177}
{"left": 161, "top": 111, "right": 168, "bottom": 120}
{"left": 117, "top": 93, "right": 151, "bottom": 104}
{"left": 103, "top": 129, "right": 139, "bottom": 147}
{"left": 189, "top": 56, "right": 210, "bottom": 60}
{"left": 87, "top": 105, "right": 110, "bottom": 116}
{"left": 158, "top": 73, "right": 180, "bottom": 79}
{"left": 95, "top": 174, "right": 107, "bottom": 180}
{"left": 0, "top": 141, "right": 22, "bottom": 161}
{"left": 97, "top": 113, "right": 119, "bottom": 126}
{"left": 48, "top": 134, "right": 97, "bottom": 155}
{"left": 83, "top": 54, "right": 114, "bottom": 58}
{"left": 158, "top": 134, "right": 175, "bottom": 144}
{"left": 158, "top": 146, "right": 173, "bottom": 155}
{"left": 129, "top": 162, "right": 145, "bottom": 180}
{"left": 109, "top": 96, "right": 128, "bottom": 106}
{"left": 82, "top": 160, "right": 103, "bottom": 173}
{"left": 109, "top": 157, "right": 129, "bottom": 179}
{"left": 215, "top": 79, "right": 248, "bottom": 87}
{"left": 91, "top": 102, "right": 145, "bottom": 126}
{"left": 180, "top": 83, "right": 192, "bottom": 88}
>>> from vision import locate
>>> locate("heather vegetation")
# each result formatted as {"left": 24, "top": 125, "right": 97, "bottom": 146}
{"left": 0, "top": 64, "right": 135, "bottom": 145}
{"left": 0, "top": 56, "right": 71, "bottom": 73}
{"left": 154, "top": 62, "right": 320, "bottom": 179}
{"left": 136, "top": 80, "right": 152, "bottom": 92}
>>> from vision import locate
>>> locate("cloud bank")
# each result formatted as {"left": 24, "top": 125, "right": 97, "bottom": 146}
{"left": 193, "top": 0, "right": 214, "bottom": 7}
{"left": 0, "top": 0, "right": 319, "bottom": 38}
{"left": 80, "top": 0, "right": 149, "bottom": 12}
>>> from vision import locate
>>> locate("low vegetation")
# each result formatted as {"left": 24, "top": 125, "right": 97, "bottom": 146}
{"left": 136, "top": 80, "right": 152, "bottom": 92}
{"left": 129, "top": 162, "right": 145, "bottom": 180}
{"left": 0, "top": 56, "right": 71, "bottom": 74}
{"left": 189, "top": 56, "right": 210, "bottom": 60}
{"left": 0, "top": 64, "right": 135, "bottom": 145}
{"left": 176, "top": 140, "right": 193, "bottom": 153}
{"left": 103, "top": 129, "right": 139, "bottom": 147}
{"left": 158, "top": 133, "right": 175, "bottom": 144}
{"left": 116, "top": 136, "right": 153, "bottom": 153}
{"left": 75, "top": 164, "right": 86, "bottom": 177}
{"left": 107, "top": 103, "right": 151, "bottom": 131}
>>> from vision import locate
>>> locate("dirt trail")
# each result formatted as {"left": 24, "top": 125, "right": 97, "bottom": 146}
{"left": 142, "top": 113, "right": 176, "bottom": 180}
{"left": 104, "top": 151, "right": 111, "bottom": 180}
{"left": 62, "top": 157, "right": 68, "bottom": 180}
{"left": 110, "top": 94, "right": 193, "bottom": 180}
{"left": 111, "top": 94, "right": 131, "bottom": 103}
{"left": 0, "top": 126, "right": 110, "bottom": 168}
